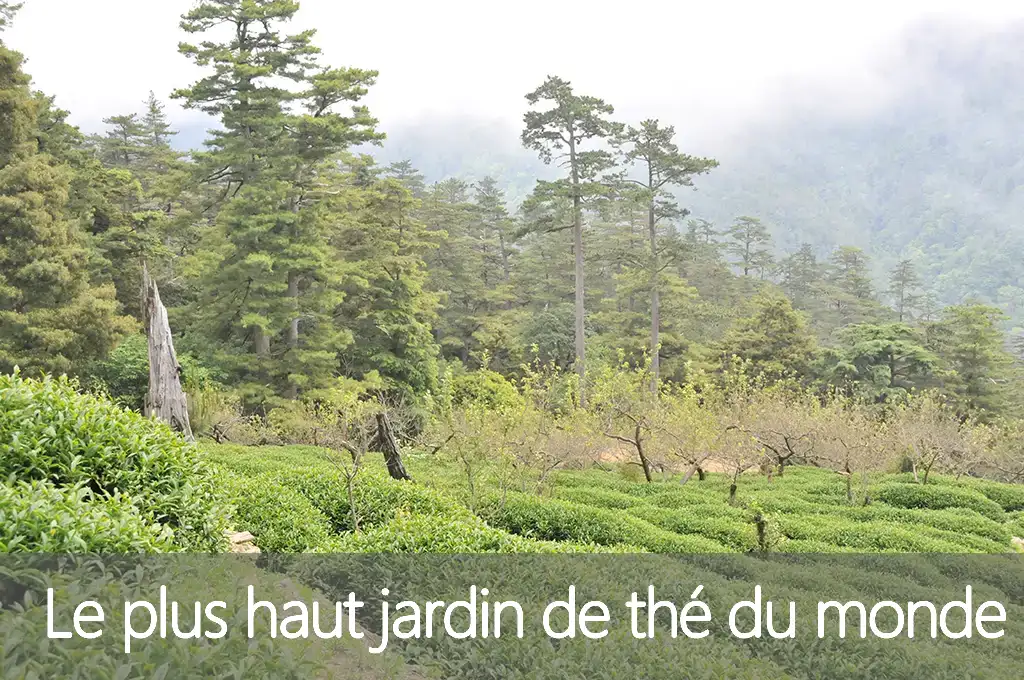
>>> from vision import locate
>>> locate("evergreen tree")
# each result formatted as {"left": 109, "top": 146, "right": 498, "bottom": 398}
{"left": 616, "top": 119, "right": 717, "bottom": 383}
{"left": 724, "top": 216, "right": 773, "bottom": 277}
{"left": 335, "top": 159, "right": 439, "bottom": 402}
{"left": 825, "top": 323, "right": 937, "bottom": 402}
{"left": 173, "top": 0, "right": 382, "bottom": 404}
{"left": 821, "top": 245, "right": 887, "bottom": 327}
{"left": 778, "top": 243, "right": 823, "bottom": 309}
{"left": 522, "top": 75, "right": 621, "bottom": 403}
{"left": 0, "top": 36, "right": 132, "bottom": 375}
{"left": 887, "top": 258, "right": 923, "bottom": 322}
{"left": 925, "top": 304, "right": 1016, "bottom": 417}
{"left": 717, "top": 292, "right": 817, "bottom": 382}
{"left": 0, "top": 2, "right": 20, "bottom": 31}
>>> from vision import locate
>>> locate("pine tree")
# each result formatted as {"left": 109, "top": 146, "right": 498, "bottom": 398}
{"left": 173, "top": 0, "right": 382, "bottom": 404}
{"left": 335, "top": 159, "right": 440, "bottom": 402}
{"left": 522, "top": 75, "right": 621, "bottom": 404}
{"left": 779, "top": 243, "right": 823, "bottom": 308}
{"left": 0, "top": 2, "right": 20, "bottom": 32}
{"left": 724, "top": 216, "right": 773, "bottom": 277}
{"left": 925, "top": 304, "right": 1015, "bottom": 417}
{"left": 887, "top": 258, "right": 923, "bottom": 322}
{"left": 0, "top": 36, "right": 133, "bottom": 375}
{"left": 616, "top": 119, "right": 717, "bottom": 384}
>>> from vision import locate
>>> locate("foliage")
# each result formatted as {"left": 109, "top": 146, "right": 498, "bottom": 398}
{"left": 873, "top": 483, "right": 1005, "bottom": 520}
{"left": 0, "top": 480, "right": 175, "bottom": 552}
{"left": 0, "top": 372, "right": 228, "bottom": 550}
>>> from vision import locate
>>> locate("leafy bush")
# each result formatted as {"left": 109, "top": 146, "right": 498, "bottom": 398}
{"left": 775, "top": 515, "right": 973, "bottom": 552}
{"left": 830, "top": 506, "right": 1011, "bottom": 544}
{"left": 0, "top": 372, "right": 229, "bottom": 551}
{"left": 874, "top": 483, "right": 1004, "bottom": 520}
{"left": 450, "top": 369, "right": 521, "bottom": 410}
{"left": 218, "top": 470, "right": 336, "bottom": 552}
{"left": 479, "top": 493, "right": 733, "bottom": 553}
{"left": 960, "top": 478, "right": 1024, "bottom": 512}
{"left": 0, "top": 480, "right": 175, "bottom": 552}
{"left": 87, "top": 334, "right": 214, "bottom": 412}
{"left": 280, "top": 469, "right": 473, "bottom": 533}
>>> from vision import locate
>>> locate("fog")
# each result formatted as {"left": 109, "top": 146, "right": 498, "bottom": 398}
{"left": 6, "top": 0, "right": 1024, "bottom": 151}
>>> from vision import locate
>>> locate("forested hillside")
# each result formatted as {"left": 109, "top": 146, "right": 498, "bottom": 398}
{"left": 375, "top": 21, "right": 1024, "bottom": 330}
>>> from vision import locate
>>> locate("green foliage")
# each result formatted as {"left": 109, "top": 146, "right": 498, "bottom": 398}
{"left": 717, "top": 291, "right": 817, "bottom": 382}
{"left": 479, "top": 493, "right": 733, "bottom": 553}
{"left": 0, "top": 41, "right": 133, "bottom": 376}
{"left": 824, "top": 323, "right": 937, "bottom": 402}
{"left": 0, "top": 372, "right": 228, "bottom": 550}
{"left": 627, "top": 505, "right": 759, "bottom": 551}
{"left": 874, "top": 482, "right": 1004, "bottom": 520}
{"left": 217, "top": 470, "right": 336, "bottom": 553}
{"left": 450, "top": 368, "right": 520, "bottom": 410}
{"left": 0, "top": 480, "right": 175, "bottom": 552}
{"left": 87, "top": 333, "right": 213, "bottom": 411}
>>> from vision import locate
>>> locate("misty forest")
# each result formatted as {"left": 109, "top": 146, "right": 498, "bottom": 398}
{"left": 7, "top": 0, "right": 1024, "bottom": 553}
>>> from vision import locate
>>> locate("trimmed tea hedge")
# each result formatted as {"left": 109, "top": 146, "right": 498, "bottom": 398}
{"left": 218, "top": 470, "right": 336, "bottom": 552}
{"left": 874, "top": 483, "right": 1004, "bottom": 520}
{"left": 479, "top": 493, "right": 733, "bottom": 553}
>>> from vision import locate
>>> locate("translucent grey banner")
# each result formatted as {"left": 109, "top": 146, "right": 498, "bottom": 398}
{"left": 2, "top": 554, "right": 1022, "bottom": 678}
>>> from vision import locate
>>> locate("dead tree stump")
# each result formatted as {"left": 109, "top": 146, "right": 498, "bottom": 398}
{"left": 143, "top": 264, "right": 194, "bottom": 441}
{"left": 375, "top": 412, "right": 412, "bottom": 481}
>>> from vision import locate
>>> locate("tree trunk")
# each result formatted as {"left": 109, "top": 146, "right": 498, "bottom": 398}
{"left": 569, "top": 134, "right": 587, "bottom": 407}
{"left": 285, "top": 271, "right": 300, "bottom": 399}
{"left": 648, "top": 192, "right": 660, "bottom": 390}
{"left": 142, "top": 264, "right": 194, "bottom": 442}
{"left": 375, "top": 412, "right": 412, "bottom": 481}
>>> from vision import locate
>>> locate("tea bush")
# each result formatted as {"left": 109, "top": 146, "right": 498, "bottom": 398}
{"left": 874, "top": 483, "right": 1004, "bottom": 520}
{"left": 554, "top": 487, "right": 648, "bottom": 509}
{"left": 0, "top": 480, "right": 175, "bottom": 553}
{"left": 218, "top": 470, "right": 336, "bottom": 553}
{"left": 627, "top": 506, "right": 759, "bottom": 551}
{"left": 0, "top": 373, "right": 228, "bottom": 551}
{"left": 479, "top": 493, "right": 733, "bottom": 553}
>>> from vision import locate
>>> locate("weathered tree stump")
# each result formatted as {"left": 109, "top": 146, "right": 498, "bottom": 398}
{"left": 143, "top": 264, "right": 194, "bottom": 441}
{"left": 375, "top": 412, "right": 412, "bottom": 481}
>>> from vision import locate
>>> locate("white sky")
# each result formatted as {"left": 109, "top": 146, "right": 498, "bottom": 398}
{"left": 5, "top": 0, "right": 1024, "bottom": 149}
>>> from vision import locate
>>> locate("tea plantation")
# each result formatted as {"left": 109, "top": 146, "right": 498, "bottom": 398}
{"left": 208, "top": 443, "right": 1024, "bottom": 555}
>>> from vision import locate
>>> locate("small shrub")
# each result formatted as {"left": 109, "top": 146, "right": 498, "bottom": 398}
{"left": 281, "top": 469, "right": 473, "bottom": 533}
{"left": 628, "top": 506, "right": 759, "bottom": 551}
{"left": 0, "top": 372, "right": 228, "bottom": 551}
{"left": 0, "top": 480, "right": 175, "bottom": 553}
{"left": 450, "top": 370, "right": 521, "bottom": 410}
{"left": 776, "top": 515, "right": 972, "bottom": 552}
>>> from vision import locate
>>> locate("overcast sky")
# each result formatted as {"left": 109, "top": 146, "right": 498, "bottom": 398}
{"left": 5, "top": 0, "right": 1024, "bottom": 150}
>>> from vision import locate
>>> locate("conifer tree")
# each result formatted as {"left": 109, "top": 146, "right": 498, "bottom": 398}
{"left": 173, "top": 0, "right": 382, "bottom": 403}
{"left": 887, "top": 258, "right": 923, "bottom": 322}
{"left": 616, "top": 119, "right": 717, "bottom": 383}
{"left": 522, "top": 75, "right": 621, "bottom": 403}
{"left": 0, "top": 34, "right": 132, "bottom": 375}
{"left": 724, "top": 216, "right": 773, "bottom": 277}
{"left": 718, "top": 292, "right": 817, "bottom": 382}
